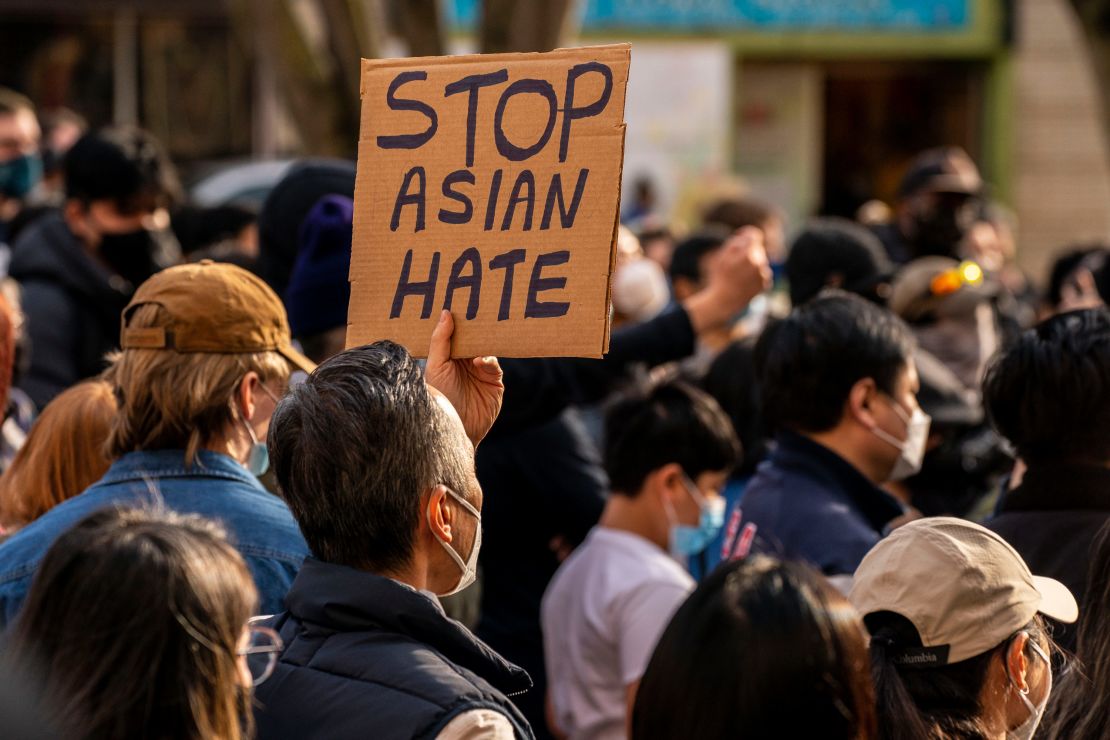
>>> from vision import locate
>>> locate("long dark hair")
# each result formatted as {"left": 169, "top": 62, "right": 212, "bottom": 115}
{"left": 632, "top": 556, "right": 876, "bottom": 739}
{"left": 1043, "top": 520, "right": 1110, "bottom": 740}
{"left": 6, "top": 507, "right": 258, "bottom": 739}
{"left": 866, "top": 611, "right": 1049, "bottom": 740}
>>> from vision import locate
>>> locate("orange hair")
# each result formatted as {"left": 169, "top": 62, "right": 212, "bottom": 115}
{"left": 0, "top": 380, "right": 118, "bottom": 531}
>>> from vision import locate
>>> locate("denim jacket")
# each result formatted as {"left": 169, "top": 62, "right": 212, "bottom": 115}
{"left": 0, "top": 449, "right": 309, "bottom": 627}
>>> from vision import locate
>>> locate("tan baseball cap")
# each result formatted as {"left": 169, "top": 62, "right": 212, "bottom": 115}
{"left": 120, "top": 260, "right": 316, "bottom": 374}
{"left": 849, "top": 517, "right": 1077, "bottom": 666}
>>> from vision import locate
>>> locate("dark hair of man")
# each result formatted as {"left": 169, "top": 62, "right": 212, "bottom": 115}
{"left": 64, "top": 126, "right": 182, "bottom": 213}
{"left": 702, "top": 196, "right": 776, "bottom": 233}
{"left": 603, "top": 377, "right": 740, "bottom": 496}
{"left": 0, "top": 87, "right": 34, "bottom": 116}
{"left": 1043, "top": 520, "right": 1110, "bottom": 740}
{"left": 755, "top": 291, "right": 914, "bottom": 434}
{"left": 983, "top": 309, "right": 1110, "bottom": 465}
{"left": 632, "top": 556, "right": 877, "bottom": 740}
{"left": 865, "top": 611, "right": 1048, "bottom": 740}
{"left": 1045, "top": 245, "right": 1105, "bottom": 309}
{"left": 702, "top": 338, "right": 766, "bottom": 478}
{"left": 267, "top": 341, "right": 472, "bottom": 572}
{"left": 668, "top": 228, "right": 728, "bottom": 284}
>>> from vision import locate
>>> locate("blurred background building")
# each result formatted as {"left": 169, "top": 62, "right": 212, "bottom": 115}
{"left": 0, "top": 0, "right": 1107, "bottom": 278}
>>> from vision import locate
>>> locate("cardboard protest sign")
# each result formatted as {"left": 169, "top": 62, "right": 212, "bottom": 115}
{"left": 347, "top": 44, "right": 630, "bottom": 358}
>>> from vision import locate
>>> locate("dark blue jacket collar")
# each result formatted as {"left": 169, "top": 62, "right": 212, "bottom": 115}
{"left": 286, "top": 558, "right": 532, "bottom": 695}
{"left": 774, "top": 430, "right": 904, "bottom": 529}
{"left": 95, "top": 449, "right": 260, "bottom": 488}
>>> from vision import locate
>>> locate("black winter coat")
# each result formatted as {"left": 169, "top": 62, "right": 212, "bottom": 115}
{"left": 254, "top": 558, "right": 535, "bottom": 740}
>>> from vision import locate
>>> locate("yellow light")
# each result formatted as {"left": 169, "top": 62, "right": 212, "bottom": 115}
{"left": 959, "top": 261, "right": 983, "bottom": 285}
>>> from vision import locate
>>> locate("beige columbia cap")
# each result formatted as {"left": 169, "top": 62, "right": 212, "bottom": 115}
{"left": 120, "top": 260, "right": 316, "bottom": 374}
{"left": 849, "top": 517, "right": 1077, "bottom": 666}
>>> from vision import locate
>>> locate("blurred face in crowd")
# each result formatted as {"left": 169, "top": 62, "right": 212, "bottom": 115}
{"left": 0, "top": 107, "right": 41, "bottom": 207}
{"left": 0, "top": 107, "right": 39, "bottom": 165}
{"left": 903, "top": 190, "right": 978, "bottom": 258}
{"left": 671, "top": 248, "right": 720, "bottom": 301}
{"left": 65, "top": 196, "right": 174, "bottom": 288}
{"left": 66, "top": 197, "right": 166, "bottom": 250}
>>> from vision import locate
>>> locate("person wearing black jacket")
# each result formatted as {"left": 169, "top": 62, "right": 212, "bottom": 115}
{"left": 476, "top": 229, "right": 771, "bottom": 736}
{"left": 9, "top": 126, "right": 180, "bottom": 408}
{"left": 986, "top": 309, "right": 1110, "bottom": 652}
{"left": 278, "top": 209, "right": 771, "bottom": 736}
{"left": 257, "top": 315, "right": 533, "bottom": 739}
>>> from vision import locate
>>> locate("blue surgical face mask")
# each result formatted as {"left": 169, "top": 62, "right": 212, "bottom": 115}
{"left": 238, "top": 381, "right": 282, "bottom": 478}
{"left": 239, "top": 412, "right": 269, "bottom": 477}
{"left": 664, "top": 474, "right": 726, "bottom": 558}
{"left": 0, "top": 153, "right": 42, "bottom": 199}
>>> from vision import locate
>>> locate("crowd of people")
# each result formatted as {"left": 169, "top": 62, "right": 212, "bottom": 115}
{"left": 0, "top": 83, "right": 1107, "bottom": 740}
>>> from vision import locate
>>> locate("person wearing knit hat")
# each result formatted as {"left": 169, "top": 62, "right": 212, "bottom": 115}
{"left": 257, "top": 158, "right": 355, "bottom": 297}
{"left": 285, "top": 194, "right": 353, "bottom": 364}
{"left": 785, "top": 217, "right": 894, "bottom": 307}
{"left": 851, "top": 517, "right": 1076, "bottom": 740}
{"left": 0, "top": 260, "right": 314, "bottom": 624}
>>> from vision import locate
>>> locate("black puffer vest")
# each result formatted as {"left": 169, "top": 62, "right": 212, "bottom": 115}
{"left": 254, "top": 558, "right": 534, "bottom": 739}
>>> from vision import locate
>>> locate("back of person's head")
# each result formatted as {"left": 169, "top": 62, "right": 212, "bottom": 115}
{"left": 983, "top": 309, "right": 1110, "bottom": 466}
{"left": 285, "top": 194, "right": 353, "bottom": 362}
{"left": 8, "top": 507, "right": 258, "bottom": 740}
{"left": 257, "top": 159, "right": 356, "bottom": 296}
{"left": 0, "top": 380, "right": 116, "bottom": 531}
{"left": 1043, "top": 520, "right": 1110, "bottom": 740}
{"left": 64, "top": 126, "right": 181, "bottom": 212}
{"left": 756, "top": 291, "right": 915, "bottom": 434}
{"left": 603, "top": 378, "right": 740, "bottom": 496}
{"left": 632, "top": 556, "right": 876, "bottom": 740}
{"left": 267, "top": 341, "right": 472, "bottom": 572}
{"left": 701, "top": 338, "right": 766, "bottom": 477}
{"left": 109, "top": 261, "right": 314, "bottom": 464}
{"left": 171, "top": 204, "right": 257, "bottom": 258}
{"left": 850, "top": 518, "right": 1076, "bottom": 740}
{"left": 1045, "top": 246, "right": 1107, "bottom": 310}
{"left": 702, "top": 196, "right": 776, "bottom": 232}
{"left": 785, "top": 218, "right": 893, "bottom": 306}
{"left": 668, "top": 228, "right": 728, "bottom": 295}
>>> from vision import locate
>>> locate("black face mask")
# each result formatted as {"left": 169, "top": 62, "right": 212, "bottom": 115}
{"left": 98, "top": 228, "right": 166, "bottom": 290}
{"left": 909, "top": 208, "right": 967, "bottom": 259}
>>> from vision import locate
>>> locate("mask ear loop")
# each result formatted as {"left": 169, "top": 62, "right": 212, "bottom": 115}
{"left": 1005, "top": 632, "right": 1044, "bottom": 701}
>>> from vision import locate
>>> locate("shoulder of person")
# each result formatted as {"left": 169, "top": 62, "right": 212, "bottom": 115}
{"left": 435, "top": 708, "right": 519, "bottom": 740}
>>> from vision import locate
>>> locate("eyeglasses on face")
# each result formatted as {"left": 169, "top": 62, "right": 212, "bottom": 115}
{"left": 239, "top": 616, "right": 283, "bottom": 687}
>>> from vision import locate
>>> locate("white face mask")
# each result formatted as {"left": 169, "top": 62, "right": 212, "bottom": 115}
{"left": 1008, "top": 639, "right": 1051, "bottom": 740}
{"left": 870, "top": 395, "right": 931, "bottom": 481}
{"left": 428, "top": 486, "right": 482, "bottom": 597}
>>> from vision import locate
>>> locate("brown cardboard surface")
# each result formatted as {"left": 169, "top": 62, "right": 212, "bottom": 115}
{"left": 347, "top": 44, "right": 630, "bottom": 358}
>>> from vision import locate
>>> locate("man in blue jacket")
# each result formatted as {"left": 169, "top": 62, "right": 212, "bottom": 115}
{"left": 733, "top": 291, "right": 925, "bottom": 576}
{"left": 255, "top": 311, "right": 533, "bottom": 739}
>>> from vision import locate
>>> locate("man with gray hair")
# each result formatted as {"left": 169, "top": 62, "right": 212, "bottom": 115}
{"left": 255, "top": 311, "right": 533, "bottom": 739}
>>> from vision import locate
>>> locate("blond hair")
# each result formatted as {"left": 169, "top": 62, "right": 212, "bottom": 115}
{"left": 0, "top": 380, "right": 117, "bottom": 531}
{"left": 108, "top": 303, "right": 289, "bottom": 465}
